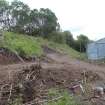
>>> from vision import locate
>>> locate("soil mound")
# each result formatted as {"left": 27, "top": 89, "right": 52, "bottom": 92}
{"left": 0, "top": 48, "right": 21, "bottom": 64}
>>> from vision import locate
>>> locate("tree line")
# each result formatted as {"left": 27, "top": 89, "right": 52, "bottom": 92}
{"left": 0, "top": 0, "right": 90, "bottom": 52}
{"left": 51, "top": 31, "right": 90, "bottom": 52}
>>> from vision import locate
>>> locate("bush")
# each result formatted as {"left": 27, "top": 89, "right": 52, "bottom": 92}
{"left": 74, "top": 35, "right": 89, "bottom": 52}
{"left": 48, "top": 31, "right": 66, "bottom": 44}
{"left": 63, "top": 31, "right": 75, "bottom": 48}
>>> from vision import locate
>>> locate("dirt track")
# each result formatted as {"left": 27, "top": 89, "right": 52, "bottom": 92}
{"left": 0, "top": 51, "right": 105, "bottom": 104}
{"left": 0, "top": 51, "right": 105, "bottom": 85}
{"left": 46, "top": 53, "right": 105, "bottom": 80}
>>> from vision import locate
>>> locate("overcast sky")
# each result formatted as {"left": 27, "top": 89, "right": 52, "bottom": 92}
{"left": 8, "top": 0, "right": 105, "bottom": 40}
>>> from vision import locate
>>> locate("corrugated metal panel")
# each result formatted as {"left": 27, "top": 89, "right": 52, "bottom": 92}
{"left": 87, "top": 38, "right": 105, "bottom": 60}
{"left": 97, "top": 43, "right": 105, "bottom": 59}
{"left": 87, "top": 43, "right": 98, "bottom": 60}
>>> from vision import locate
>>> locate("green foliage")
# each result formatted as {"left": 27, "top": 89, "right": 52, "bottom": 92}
{"left": 63, "top": 31, "right": 75, "bottom": 47}
{"left": 38, "top": 8, "right": 58, "bottom": 37}
{"left": 47, "top": 31, "right": 89, "bottom": 53}
{"left": 0, "top": 0, "right": 90, "bottom": 54}
{"left": 74, "top": 34, "right": 89, "bottom": 52}
{"left": 0, "top": 0, "right": 10, "bottom": 29}
{"left": 45, "top": 89, "right": 81, "bottom": 105}
{"left": 48, "top": 41, "right": 86, "bottom": 60}
{"left": 48, "top": 31, "right": 66, "bottom": 44}
{"left": 11, "top": 0, "right": 30, "bottom": 33}
{"left": 3, "top": 32, "right": 43, "bottom": 57}
{"left": 48, "top": 88, "right": 61, "bottom": 99}
{"left": 0, "top": 0, "right": 59, "bottom": 37}
{"left": 0, "top": 32, "right": 86, "bottom": 60}
{"left": 0, "top": 0, "right": 8, "bottom": 8}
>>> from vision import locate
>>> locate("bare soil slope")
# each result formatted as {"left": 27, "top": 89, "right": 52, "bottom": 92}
{"left": 0, "top": 48, "right": 105, "bottom": 104}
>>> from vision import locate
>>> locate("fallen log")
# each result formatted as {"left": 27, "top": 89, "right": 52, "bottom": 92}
{"left": 12, "top": 50, "right": 25, "bottom": 63}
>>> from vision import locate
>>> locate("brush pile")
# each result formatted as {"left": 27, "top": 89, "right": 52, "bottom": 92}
{"left": 0, "top": 63, "right": 46, "bottom": 105}
{"left": 0, "top": 61, "right": 102, "bottom": 105}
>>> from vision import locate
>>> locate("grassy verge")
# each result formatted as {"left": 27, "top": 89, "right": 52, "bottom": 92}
{"left": 33, "top": 37, "right": 87, "bottom": 60}
{"left": 47, "top": 42, "right": 87, "bottom": 60}
{"left": 3, "top": 32, "right": 43, "bottom": 57}
{"left": 1, "top": 32, "right": 86, "bottom": 60}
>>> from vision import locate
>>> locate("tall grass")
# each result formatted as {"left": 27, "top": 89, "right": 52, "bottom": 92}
{"left": 3, "top": 32, "right": 43, "bottom": 57}
{"left": 1, "top": 32, "right": 86, "bottom": 60}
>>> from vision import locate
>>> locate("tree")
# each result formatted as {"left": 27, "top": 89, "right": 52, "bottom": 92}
{"left": 25, "top": 8, "right": 59, "bottom": 37}
{"left": 10, "top": 0, "right": 30, "bottom": 33}
{"left": 0, "top": 0, "right": 10, "bottom": 30}
{"left": 38, "top": 8, "right": 59, "bottom": 38}
{"left": 63, "top": 31, "right": 74, "bottom": 48}
{"left": 25, "top": 9, "right": 39, "bottom": 35}
{"left": 48, "top": 31, "right": 65, "bottom": 43}
{"left": 0, "top": 0, "right": 60, "bottom": 38}
{"left": 75, "top": 34, "right": 89, "bottom": 52}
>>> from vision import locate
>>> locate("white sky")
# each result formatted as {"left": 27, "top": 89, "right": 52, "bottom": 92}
{"left": 8, "top": 0, "right": 105, "bottom": 40}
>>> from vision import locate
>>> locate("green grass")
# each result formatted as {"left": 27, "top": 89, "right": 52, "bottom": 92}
{"left": 3, "top": 32, "right": 43, "bottom": 57}
{"left": 45, "top": 89, "right": 81, "bottom": 105}
{"left": 9, "top": 89, "right": 82, "bottom": 105}
{"left": 47, "top": 42, "right": 87, "bottom": 60}
{"left": 1, "top": 32, "right": 86, "bottom": 60}
{"left": 33, "top": 38, "right": 86, "bottom": 60}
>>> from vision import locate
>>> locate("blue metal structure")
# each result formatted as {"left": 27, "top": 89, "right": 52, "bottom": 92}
{"left": 87, "top": 38, "right": 105, "bottom": 60}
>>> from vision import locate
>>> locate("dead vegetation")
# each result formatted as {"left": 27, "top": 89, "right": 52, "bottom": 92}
{"left": 0, "top": 61, "right": 103, "bottom": 105}
{"left": 0, "top": 63, "right": 42, "bottom": 105}
{"left": 0, "top": 47, "right": 105, "bottom": 105}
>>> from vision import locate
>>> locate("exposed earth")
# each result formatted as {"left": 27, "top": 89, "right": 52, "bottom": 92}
{"left": 0, "top": 47, "right": 105, "bottom": 105}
